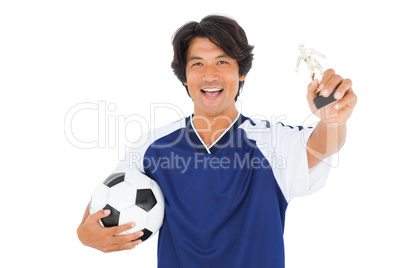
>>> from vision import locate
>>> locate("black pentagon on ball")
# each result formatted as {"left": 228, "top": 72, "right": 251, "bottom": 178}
{"left": 138, "top": 228, "right": 153, "bottom": 242}
{"left": 101, "top": 204, "right": 120, "bottom": 227}
{"left": 135, "top": 189, "right": 157, "bottom": 212}
{"left": 103, "top": 173, "right": 125, "bottom": 188}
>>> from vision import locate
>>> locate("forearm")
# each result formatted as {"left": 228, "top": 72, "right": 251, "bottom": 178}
{"left": 77, "top": 203, "right": 90, "bottom": 243}
{"left": 305, "top": 69, "right": 357, "bottom": 169}
{"left": 306, "top": 121, "right": 346, "bottom": 168}
{"left": 80, "top": 203, "right": 90, "bottom": 225}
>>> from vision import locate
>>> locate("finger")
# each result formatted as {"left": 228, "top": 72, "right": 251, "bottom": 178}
{"left": 307, "top": 79, "right": 319, "bottom": 93}
{"left": 113, "top": 230, "right": 144, "bottom": 244}
{"left": 334, "top": 89, "right": 357, "bottom": 110}
{"left": 88, "top": 209, "right": 111, "bottom": 223}
{"left": 103, "top": 239, "right": 142, "bottom": 253}
{"left": 123, "top": 239, "right": 142, "bottom": 250}
{"left": 307, "top": 79, "right": 320, "bottom": 103}
{"left": 107, "top": 221, "right": 136, "bottom": 236}
{"left": 333, "top": 78, "right": 352, "bottom": 101}
{"left": 321, "top": 74, "right": 343, "bottom": 98}
{"left": 319, "top": 68, "right": 336, "bottom": 91}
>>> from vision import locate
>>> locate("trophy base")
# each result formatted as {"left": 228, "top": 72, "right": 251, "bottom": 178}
{"left": 314, "top": 89, "right": 337, "bottom": 109}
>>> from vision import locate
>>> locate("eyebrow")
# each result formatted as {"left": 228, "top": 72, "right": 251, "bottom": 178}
{"left": 188, "top": 54, "right": 229, "bottom": 62}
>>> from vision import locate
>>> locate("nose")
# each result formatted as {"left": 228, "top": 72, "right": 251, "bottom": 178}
{"left": 202, "top": 64, "right": 219, "bottom": 82}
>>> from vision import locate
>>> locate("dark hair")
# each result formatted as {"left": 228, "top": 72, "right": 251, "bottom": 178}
{"left": 171, "top": 15, "right": 254, "bottom": 101}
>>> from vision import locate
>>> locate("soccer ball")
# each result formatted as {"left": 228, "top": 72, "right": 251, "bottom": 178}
{"left": 90, "top": 170, "right": 165, "bottom": 242}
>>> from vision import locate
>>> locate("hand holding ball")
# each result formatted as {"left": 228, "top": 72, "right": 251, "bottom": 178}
{"left": 90, "top": 170, "right": 165, "bottom": 242}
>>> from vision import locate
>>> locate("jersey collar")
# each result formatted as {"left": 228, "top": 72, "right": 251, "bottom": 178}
{"left": 185, "top": 113, "right": 247, "bottom": 154}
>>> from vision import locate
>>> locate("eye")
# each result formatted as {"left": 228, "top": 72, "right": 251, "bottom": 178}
{"left": 192, "top": 62, "right": 202, "bottom": 67}
{"left": 218, "top": 60, "right": 228, "bottom": 65}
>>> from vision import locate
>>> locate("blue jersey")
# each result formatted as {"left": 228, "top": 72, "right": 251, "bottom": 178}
{"left": 114, "top": 113, "right": 331, "bottom": 268}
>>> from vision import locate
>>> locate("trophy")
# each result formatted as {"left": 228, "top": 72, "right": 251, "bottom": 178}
{"left": 295, "top": 45, "right": 337, "bottom": 109}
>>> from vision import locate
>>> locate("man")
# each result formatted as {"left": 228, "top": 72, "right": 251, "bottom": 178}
{"left": 77, "top": 15, "right": 357, "bottom": 267}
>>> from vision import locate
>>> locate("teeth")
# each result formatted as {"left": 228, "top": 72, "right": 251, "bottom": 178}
{"left": 202, "top": 88, "right": 222, "bottom": 92}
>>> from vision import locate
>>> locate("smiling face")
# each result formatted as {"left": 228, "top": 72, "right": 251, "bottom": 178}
{"left": 184, "top": 37, "right": 246, "bottom": 119}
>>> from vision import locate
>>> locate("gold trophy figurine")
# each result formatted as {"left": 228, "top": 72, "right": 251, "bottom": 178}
{"left": 295, "top": 44, "right": 336, "bottom": 109}
{"left": 295, "top": 44, "right": 326, "bottom": 82}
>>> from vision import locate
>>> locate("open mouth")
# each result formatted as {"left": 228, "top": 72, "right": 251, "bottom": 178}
{"left": 201, "top": 88, "right": 223, "bottom": 99}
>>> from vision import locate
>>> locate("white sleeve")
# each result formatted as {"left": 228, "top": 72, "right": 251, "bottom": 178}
{"left": 112, "top": 118, "right": 186, "bottom": 175}
{"left": 272, "top": 123, "right": 332, "bottom": 201}
{"left": 113, "top": 146, "right": 147, "bottom": 174}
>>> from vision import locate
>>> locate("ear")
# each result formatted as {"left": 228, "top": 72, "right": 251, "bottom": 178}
{"left": 239, "top": 74, "right": 246, "bottom": 81}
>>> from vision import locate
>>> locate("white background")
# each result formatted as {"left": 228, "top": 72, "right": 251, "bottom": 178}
{"left": 1, "top": 0, "right": 401, "bottom": 267}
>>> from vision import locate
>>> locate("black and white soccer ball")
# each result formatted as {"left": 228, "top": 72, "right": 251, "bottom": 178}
{"left": 90, "top": 170, "right": 165, "bottom": 242}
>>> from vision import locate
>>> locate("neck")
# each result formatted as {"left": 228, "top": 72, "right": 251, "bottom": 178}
{"left": 192, "top": 109, "right": 239, "bottom": 147}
